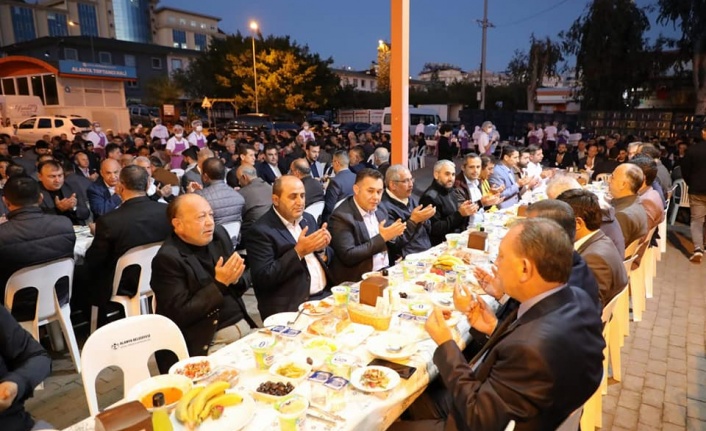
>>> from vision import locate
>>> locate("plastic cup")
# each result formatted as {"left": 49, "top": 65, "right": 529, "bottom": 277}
{"left": 275, "top": 395, "right": 309, "bottom": 431}
{"left": 402, "top": 260, "right": 417, "bottom": 281}
{"left": 327, "top": 353, "right": 356, "bottom": 380}
{"left": 331, "top": 285, "right": 350, "bottom": 306}
{"left": 250, "top": 337, "right": 277, "bottom": 370}
{"left": 446, "top": 233, "right": 460, "bottom": 249}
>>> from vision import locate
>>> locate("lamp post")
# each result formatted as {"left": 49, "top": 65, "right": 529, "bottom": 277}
{"left": 249, "top": 20, "right": 259, "bottom": 114}
{"left": 68, "top": 20, "right": 96, "bottom": 63}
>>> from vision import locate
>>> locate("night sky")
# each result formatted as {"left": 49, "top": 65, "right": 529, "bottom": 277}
{"left": 166, "top": 0, "right": 681, "bottom": 76}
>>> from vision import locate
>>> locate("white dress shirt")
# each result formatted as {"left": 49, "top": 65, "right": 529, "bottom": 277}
{"left": 574, "top": 230, "right": 599, "bottom": 252}
{"left": 274, "top": 208, "right": 326, "bottom": 295}
{"left": 353, "top": 200, "right": 388, "bottom": 271}
{"left": 465, "top": 176, "right": 484, "bottom": 227}
{"left": 268, "top": 163, "right": 282, "bottom": 178}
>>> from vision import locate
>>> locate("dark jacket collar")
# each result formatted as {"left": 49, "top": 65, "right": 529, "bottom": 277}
{"left": 7, "top": 206, "right": 43, "bottom": 220}
{"left": 429, "top": 179, "right": 452, "bottom": 196}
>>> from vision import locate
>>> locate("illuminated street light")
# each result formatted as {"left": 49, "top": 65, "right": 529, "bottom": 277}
{"left": 67, "top": 20, "right": 95, "bottom": 63}
{"left": 250, "top": 20, "right": 259, "bottom": 114}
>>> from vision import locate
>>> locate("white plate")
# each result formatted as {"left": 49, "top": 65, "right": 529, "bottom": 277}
{"left": 361, "top": 271, "right": 383, "bottom": 280}
{"left": 262, "top": 312, "right": 311, "bottom": 330}
{"left": 171, "top": 390, "right": 255, "bottom": 431}
{"left": 126, "top": 374, "right": 193, "bottom": 412}
{"left": 298, "top": 299, "right": 334, "bottom": 316}
{"left": 350, "top": 366, "right": 401, "bottom": 393}
{"left": 367, "top": 334, "right": 418, "bottom": 360}
{"left": 168, "top": 356, "right": 215, "bottom": 382}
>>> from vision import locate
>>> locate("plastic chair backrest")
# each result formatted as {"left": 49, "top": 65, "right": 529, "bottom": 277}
{"left": 221, "top": 221, "right": 241, "bottom": 245}
{"left": 334, "top": 198, "right": 346, "bottom": 210}
{"left": 601, "top": 283, "right": 627, "bottom": 324}
{"left": 622, "top": 254, "right": 638, "bottom": 277}
{"left": 304, "top": 201, "right": 325, "bottom": 222}
{"left": 409, "top": 146, "right": 418, "bottom": 157}
{"left": 504, "top": 420, "right": 515, "bottom": 431}
{"left": 674, "top": 179, "right": 689, "bottom": 206}
{"left": 170, "top": 168, "right": 185, "bottom": 179}
{"left": 5, "top": 258, "right": 74, "bottom": 321}
{"left": 418, "top": 146, "right": 426, "bottom": 158}
{"left": 624, "top": 238, "right": 641, "bottom": 260}
{"left": 80, "top": 314, "right": 189, "bottom": 416}
{"left": 367, "top": 154, "right": 375, "bottom": 164}
{"left": 555, "top": 407, "right": 583, "bottom": 431}
{"left": 112, "top": 243, "right": 162, "bottom": 300}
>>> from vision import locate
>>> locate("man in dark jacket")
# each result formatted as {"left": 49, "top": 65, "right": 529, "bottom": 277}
{"left": 420, "top": 160, "right": 477, "bottom": 246}
{"left": 86, "top": 158, "right": 122, "bottom": 220}
{"left": 0, "top": 306, "right": 52, "bottom": 431}
{"left": 79, "top": 165, "right": 171, "bottom": 312}
{"left": 289, "top": 158, "right": 325, "bottom": 207}
{"left": 151, "top": 194, "right": 255, "bottom": 364}
{"left": 0, "top": 175, "right": 75, "bottom": 320}
{"left": 195, "top": 158, "right": 244, "bottom": 226}
{"left": 321, "top": 150, "right": 355, "bottom": 223}
{"left": 37, "top": 160, "right": 90, "bottom": 225}
{"left": 380, "top": 164, "right": 435, "bottom": 264}
{"left": 681, "top": 126, "right": 706, "bottom": 263}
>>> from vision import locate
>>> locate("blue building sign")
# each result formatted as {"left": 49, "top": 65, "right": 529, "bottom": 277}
{"left": 59, "top": 60, "right": 137, "bottom": 79}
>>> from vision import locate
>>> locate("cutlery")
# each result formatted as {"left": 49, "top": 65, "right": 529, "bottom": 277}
{"left": 309, "top": 405, "right": 345, "bottom": 422}
{"left": 306, "top": 412, "right": 337, "bottom": 425}
{"left": 287, "top": 309, "right": 305, "bottom": 326}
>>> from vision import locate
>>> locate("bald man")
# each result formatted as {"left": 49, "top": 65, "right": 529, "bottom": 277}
{"left": 87, "top": 158, "right": 122, "bottom": 219}
{"left": 151, "top": 194, "right": 255, "bottom": 364}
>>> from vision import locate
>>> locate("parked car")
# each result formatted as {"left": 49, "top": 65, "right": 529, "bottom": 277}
{"left": 271, "top": 121, "right": 300, "bottom": 133}
{"left": 226, "top": 113, "right": 273, "bottom": 134}
{"left": 128, "top": 105, "right": 160, "bottom": 127}
{"left": 13, "top": 115, "right": 92, "bottom": 144}
{"left": 338, "top": 122, "right": 372, "bottom": 135}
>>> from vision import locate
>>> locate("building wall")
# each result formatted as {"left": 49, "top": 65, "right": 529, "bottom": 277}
{"left": 152, "top": 8, "right": 220, "bottom": 51}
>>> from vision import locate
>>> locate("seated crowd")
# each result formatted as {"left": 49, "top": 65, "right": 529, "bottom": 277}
{"left": 0, "top": 120, "right": 690, "bottom": 430}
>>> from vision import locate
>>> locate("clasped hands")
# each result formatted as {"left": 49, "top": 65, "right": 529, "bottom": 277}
{"left": 294, "top": 222, "right": 332, "bottom": 257}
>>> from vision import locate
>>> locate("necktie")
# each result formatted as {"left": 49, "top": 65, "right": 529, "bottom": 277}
{"left": 469, "top": 308, "right": 519, "bottom": 368}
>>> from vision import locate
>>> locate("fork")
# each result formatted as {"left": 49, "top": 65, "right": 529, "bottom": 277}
{"left": 287, "top": 309, "right": 305, "bottom": 326}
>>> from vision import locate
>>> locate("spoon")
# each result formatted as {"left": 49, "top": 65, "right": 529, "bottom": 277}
{"left": 287, "top": 309, "right": 305, "bottom": 326}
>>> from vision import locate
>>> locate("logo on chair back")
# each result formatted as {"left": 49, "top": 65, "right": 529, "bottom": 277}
{"left": 111, "top": 334, "right": 151, "bottom": 350}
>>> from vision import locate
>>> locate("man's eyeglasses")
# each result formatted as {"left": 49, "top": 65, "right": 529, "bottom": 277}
{"left": 394, "top": 178, "right": 415, "bottom": 184}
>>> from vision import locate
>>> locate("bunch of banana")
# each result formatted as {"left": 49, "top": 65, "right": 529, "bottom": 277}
{"left": 175, "top": 381, "right": 243, "bottom": 429}
{"left": 433, "top": 254, "right": 465, "bottom": 271}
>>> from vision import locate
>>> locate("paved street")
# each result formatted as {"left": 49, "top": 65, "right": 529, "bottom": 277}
{"left": 24, "top": 157, "right": 706, "bottom": 430}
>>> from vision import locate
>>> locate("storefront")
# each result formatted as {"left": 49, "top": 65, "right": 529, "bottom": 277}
{"left": 0, "top": 55, "right": 133, "bottom": 132}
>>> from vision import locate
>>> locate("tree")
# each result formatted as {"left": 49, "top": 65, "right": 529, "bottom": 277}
{"left": 377, "top": 41, "right": 391, "bottom": 92}
{"left": 656, "top": 0, "right": 706, "bottom": 114}
{"left": 144, "top": 75, "right": 182, "bottom": 107}
{"left": 560, "top": 0, "right": 651, "bottom": 110}
{"left": 507, "top": 35, "right": 563, "bottom": 111}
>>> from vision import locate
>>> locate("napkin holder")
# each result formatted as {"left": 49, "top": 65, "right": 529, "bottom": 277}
{"left": 359, "top": 276, "right": 389, "bottom": 306}
{"left": 95, "top": 401, "right": 152, "bottom": 431}
{"left": 467, "top": 230, "right": 488, "bottom": 251}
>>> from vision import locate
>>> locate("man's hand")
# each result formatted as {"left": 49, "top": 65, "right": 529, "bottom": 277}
{"left": 480, "top": 194, "right": 501, "bottom": 207}
{"left": 528, "top": 177, "right": 541, "bottom": 189}
{"left": 540, "top": 169, "right": 554, "bottom": 179}
{"left": 458, "top": 201, "right": 478, "bottom": 217}
{"left": 409, "top": 204, "right": 436, "bottom": 224}
{"left": 453, "top": 283, "right": 475, "bottom": 313}
{"left": 0, "top": 381, "right": 18, "bottom": 413}
{"left": 54, "top": 193, "right": 77, "bottom": 212}
{"left": 294, "top": 223, "right": 332, "bottom": 257}
{"left": 186, "top": 182, "right": 203, "bottom": 193}
{"left": 159, "top": 184, "right": 173, "bottom": 198}
{"left": 473, "top": 265, "right": 504, "bottom": 300}
{"left": 517, "top": 176, "right": 532, "bottom": 187}
{"left": 466, "top": 295, "right": 498, "bottom": 336}
{"left": 214, "top": 253, "right": 246, "bottom": 286}
{"left": 378, "top": 219, "right": 406, "bottom": 241}
{"left": 425, "top": 307, "right": 454, "bottom": 346}
{"left": 89, "top": 172, "right": 99, "bottom": 181}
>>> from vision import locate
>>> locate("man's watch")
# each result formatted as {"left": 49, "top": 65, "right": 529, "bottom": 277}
{"left": 72, "top": 205, "right": 78, "bottom": 212}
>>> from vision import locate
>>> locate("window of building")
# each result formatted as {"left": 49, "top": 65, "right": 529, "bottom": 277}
{"left": 179, "top": 18, "right": 186, "bottom": 25}
{"left": 361, "top": 80, "right": 366, "bottom": 88}
{"left": 194, "top": 33, "right": 207, "bottom": 51}
{"left": 190, "top": 20, "right": 196, "bottom": 27}
{"left": 43, "top": 74, "right": 58, "bottom": 105}
{"left": 47, "top": 13, "right": 68, "bottom": 37}
{"left": 200, "top": 23, "right": 207, "bottom": 29}
{"left": 38, "top": 118, "right": 52, "bottom": 129}
{"left": 353, "top": 79, "right": 358, "bottom": 87}
{"left": 64, "top": 48, "right": 79, "bottom": 61}
{"left": 11, "top": 6, "right": 37, "bottom": 43}
{"left": 16, "top": 77, "right": 30, "bottom": 95}
{"left": 172, "top": 29, "right": 187, "bottom": 49}
{"left": 31, "top": 76, "right": 44, "bottom": 103}
{"left": 124, "top": 54, "right": 136, "bottom": 67}
{"left": 151, "top": 58, "right": 162, "bottom": 69}
{"left": 77, "top": 3, "right": 99, "bottom": 36}
{"left": 168, "top": 16, "right": 176, "bottom": 24}
{"left": 99, "top": 52, "right": 112, "bottom": 65}
{"left": 171, "top": 58, "right": 183, "bottom": 71}
{"left": 126, "top": 80, "right": 139, "bottom": 88}
{"left": 1, "top": 78, "right": 16, "bottom": 95}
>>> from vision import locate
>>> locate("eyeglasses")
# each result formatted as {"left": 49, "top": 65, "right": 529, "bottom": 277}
{"left": 393, "top": 178, "right": 415, "bottom": 184}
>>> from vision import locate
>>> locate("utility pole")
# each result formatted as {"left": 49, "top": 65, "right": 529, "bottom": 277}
{"left": 476, "top": 0, "right": 494, "bottom": 110}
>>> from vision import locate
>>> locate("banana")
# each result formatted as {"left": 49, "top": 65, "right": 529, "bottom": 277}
{"left": 189, "top": 381, "right": 230, "bottom": 424}
{"left": 175, "top": 386, "right": 204, "bottom": 424}
{"left": 197, "top": 392, "right": 243, "bottom": 422}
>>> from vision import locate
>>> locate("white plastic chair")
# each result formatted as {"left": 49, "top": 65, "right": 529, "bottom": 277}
{"left": 627, "top": 226, "right": 657, "bottom": 322}
{"left": 367, "top": 154, "right": 375, "bottom": 164}
{"left": 595, "top": 173, "right": 612, "bottom": 183}
{"left": 334, "top": 198, "right": 346, "bottom": 210}
{"left": 90, "top": 242, "right": 163, "bottom": 333}
{"left": 408, "top": 147, "right": 419, "bottom": 171}
{"left": 669, "top": 179, "right": 689, "bottom": 225}
{"left": 304, "top": 201, "right": 325, "bottom": 223}
{"left": 558, "top": 406, "right": 583, "bottom": 431}
{"left": 170, "top": 168, "right": 185, "bottom": 180}
{"left": 222, "top": 220, "right": 241, "bottom": 243}
{"left": 80, "top": 314, "right": 189, "bottom": 416}
{"left": 417, "top": 146, "right": 427, "bottom": 169}
{"left": 171, "top": 185, "right": 181, "bottom": 196}
{"left": 504, "top": 420, "right": 515, "bottom": 431}
{"left": 4, "top": 258, "right": 81, "bottom": 373}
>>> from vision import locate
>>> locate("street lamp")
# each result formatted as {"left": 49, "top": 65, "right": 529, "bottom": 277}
{"left": 68, "top": 20, "right": 95, "bottom": 63}
{"left": 249, "top": 20, "right": 259, "bottom": 114}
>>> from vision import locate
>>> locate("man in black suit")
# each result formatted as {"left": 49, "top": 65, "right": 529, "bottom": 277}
{"left": 591, "top": 146, "right": 622, "bottom": 181}
{"left": 87, "top": 158, "right": 122, "bottom": 220}
{"left": 182, "top": 148, "right": 214, "bottom": 193}
{"left": 256, "top": 144, "right": 285, "bottom": 185}
{"left": 393, "top": 219, "right": 604, "bottom": 431}
{"left": 246, "top": 176, "right": 333, "bottom": 319}
{"left": 328, "top": 169, "right": 406, "bottom": 284}
{"left": 558, "top": 189, "right": 628, "bottom": 307}
{"left": 373, "top": 147, "right": 390, "bottom": 178}
{"left": 73, "top": 151, "right": 97, "bottom": 181}
{"left": 290, "top": 158, "right": 324, "bottom": 207}
{"left": 547, "top": 141, "right": 576, "bottom": 169}
{"left": 37, "top": 160, "right": 90, "bottom": 225}
{"left": 79, "top": 165, "right": 172, "bottom": 313}
{"left": 151, "top": 194, "right": 255, "bottom": 361}
{"left": 321, "top": 150, "right": 356, "bottom": 223}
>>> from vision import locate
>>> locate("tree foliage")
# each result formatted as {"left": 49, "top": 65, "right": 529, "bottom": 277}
{"left": 376, "top": 42, "right": 391, "bottom": 92}
{"left": 507, "top": 35, "right": 563, "bottom": 111}
{"left": 172, "top": 33, "right": 339, "bottom": 116}
{"left": 656, "top": 0, "right": 706, "bottom": 114}
{"left": 144, "top": 75, "right": 182, "bottom": 107}
{"left": 420, "top": 63, "right": 463, "bottom": 74}
{"left": 560, "top": 0, "right": 651, "bottom": 110}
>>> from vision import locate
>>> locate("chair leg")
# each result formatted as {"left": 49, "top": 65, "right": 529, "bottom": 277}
{"left": 629, "top": 265, "right": 646, "bottom": 322}
{"left": 57, "top": 305, "right": 82, "bottom": 373}
{"left": 90, "top": 305, "right": 99, "bottom": 334}
{"left": 669, "top": 205, "right": 678, "bottom": 225}
{"left": 47, "top": 321, "right": 66, "bottom": 352}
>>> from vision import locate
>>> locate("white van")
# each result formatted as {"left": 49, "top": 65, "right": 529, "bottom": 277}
{"left": 382, "top": 106, "right": 441, "bottom": 137}
{"left": 0, "top": 95, "right": 46, "bottom": 138}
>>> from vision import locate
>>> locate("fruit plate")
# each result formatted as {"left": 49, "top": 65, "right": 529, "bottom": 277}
{"left": 350, "top": 366, "right": 401, "bottom": 393}
{"left": 169, "top": 356, "right": 215, "bottom": 382}
{"left": 298, "top": 299, "right": 334, "bottom": 316}
{"left": 367, "top": 334, "right": 418, "bottom": 361}
{"left": 171, "top": 390, "right": 254, "bottom": 431}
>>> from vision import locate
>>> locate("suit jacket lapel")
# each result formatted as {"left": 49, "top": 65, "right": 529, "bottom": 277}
{"left": 577, "top": 231, "right": 604, "bottom": 255}
{"left": 268, "top": 209, "right": 298, "bottom": 245}
{"left": 348, "top": 199, "right": 371, "bottom": 243}
{"left": 469, "top": 308, "right": 519, "bottom": 368}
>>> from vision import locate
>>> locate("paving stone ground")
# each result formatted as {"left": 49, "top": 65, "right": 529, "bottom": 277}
{"left": 24, "top": 158, "right": 706, "bottom": 430}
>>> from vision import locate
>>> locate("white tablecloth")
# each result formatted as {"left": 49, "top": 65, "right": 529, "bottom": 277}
{"left": 73, "top": 227, "right": 93, "bottom": 262}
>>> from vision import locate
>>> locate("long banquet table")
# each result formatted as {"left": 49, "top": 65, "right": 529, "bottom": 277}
{"left": 62, "top": 208, "right": 523, "bottom": 431}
